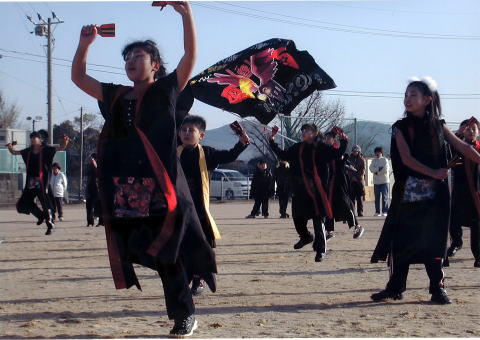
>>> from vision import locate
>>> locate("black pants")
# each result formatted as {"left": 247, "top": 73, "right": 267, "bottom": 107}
{"left": 350, "top": 182, "right": 364, "bottom": 216}
{"left": 385, "top": 258, "right": 445, "bottom": 294}
{"left": 51, "top": 197, "right": 63, "bottom": 219}
{"left": 325, "top": 208, "right": 357, "bottom": 232}
{"left": 157, "top": 260, "right": 195, "bottom": 321}
{"left": 18, "top": 188, "right": 51, "bottom": 221}
{"left": 450, "top": 221, "right": 480, "bottom": 260}
{"left": 251, "top": 196, "right": 269, "bottom": 216}
{"left": 278, "top": 193, "right": 289, "bottom": 216}
{"left": 293, "top": 217, "right": 326, "bottom": 254}
{"left": 86, "top": 195, "right": 102, "bottom": 225}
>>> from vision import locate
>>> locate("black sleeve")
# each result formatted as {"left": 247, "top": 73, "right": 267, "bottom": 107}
{"left": 320, "top": 139, "right": 348, "bottom": 162}
{"left": 269, "top": 139, "right": 292, "bottom": 162}
{"left": 205, "top": 142, "right": 248, "bottom": 170}
{"left": 151, "top": 70, "right": 182, "bottom": 128}
{"left": 98, "top": 83, "right": 123, "bottom": 119}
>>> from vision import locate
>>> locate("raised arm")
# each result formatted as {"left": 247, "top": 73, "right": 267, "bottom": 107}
{"left": 55, "top": 134, "right": 71, "bottom": 152}
{"left": 71, "top": 25, "right": 103, "bottom": 100}
{"left": 169, "top": 2, "right": 196, "bottom": 92}
{"left": 395, "top": 127, "right": 447, "bottom": 180}
{"left": 443, "top": 125, "right": 480, "bottom": 164}
{"left": 6, "top": 143, "right": 21, "bottom": 155}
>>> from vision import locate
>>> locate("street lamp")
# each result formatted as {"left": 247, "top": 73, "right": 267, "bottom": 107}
{"left": 26, "top": 116, "right": 43, "bottom": 132}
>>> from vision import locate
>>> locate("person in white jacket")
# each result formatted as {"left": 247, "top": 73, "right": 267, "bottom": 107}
{"left": 369, "top": 147, "right": 390, "bottom": 216}
{"left": 49, "top": 162, "right": 67, "bottom": 221}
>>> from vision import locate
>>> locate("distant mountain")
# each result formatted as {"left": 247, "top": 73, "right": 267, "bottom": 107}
{"left": 343, "top": 120, "right": 392, "bottom": 157}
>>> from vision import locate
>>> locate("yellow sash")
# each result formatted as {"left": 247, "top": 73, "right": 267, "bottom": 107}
{"left": 177, "top": 144, "right": 221, "bottom": 240}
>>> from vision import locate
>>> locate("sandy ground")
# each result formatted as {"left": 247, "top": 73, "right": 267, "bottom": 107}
{"left": 1, "top": 200, "right": 479, "bottom": 338}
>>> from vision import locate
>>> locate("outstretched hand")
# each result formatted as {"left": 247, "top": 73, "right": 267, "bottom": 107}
{"left": 240, "top": 132, "right": 250, "bottom": 146}
{"left": 165, "top": 1, "right": 192, "bottom": 16}
{"left": 269, "top": 125, "right": 279, "bottom": 141}
{"left": 79, "top": 25, "right": 98, "bottom": 47}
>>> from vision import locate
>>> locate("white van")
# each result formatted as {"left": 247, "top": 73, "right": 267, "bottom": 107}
{"left": 210, "top": 169, "right": 250, "bottom": 200}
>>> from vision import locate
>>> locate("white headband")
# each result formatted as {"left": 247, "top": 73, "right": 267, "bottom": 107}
{"left": 408, "top": 76, "right": 438, "bottom": 92}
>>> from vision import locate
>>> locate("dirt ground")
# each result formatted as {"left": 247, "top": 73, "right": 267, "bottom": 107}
{"left": 1, "top": 200, "right": 479, "bottom": 338}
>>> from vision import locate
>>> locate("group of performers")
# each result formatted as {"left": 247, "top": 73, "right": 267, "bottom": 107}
{"left": 5, "top": 1, "right": 480, "bottom": 337}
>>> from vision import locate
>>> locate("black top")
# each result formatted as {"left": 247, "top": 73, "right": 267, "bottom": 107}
{"left": 391, "top": 115, "right": 447, "bottom": 181}
{"left": 20, "top": 145, "right": 56, "bottom": 183}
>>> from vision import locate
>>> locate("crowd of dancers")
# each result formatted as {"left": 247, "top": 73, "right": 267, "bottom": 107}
{"left": 5, "top": 1, "right": 480, "bottom": 337}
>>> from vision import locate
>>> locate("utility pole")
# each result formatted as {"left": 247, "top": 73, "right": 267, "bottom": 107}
{"left": 79, "top": 107, "right": 84, "bottom": 201}
{"left": 353, "top": 117, "right": 357, "bottom": 146}
{"left": 27, "top": 12, "right": 64, "bottom": 145}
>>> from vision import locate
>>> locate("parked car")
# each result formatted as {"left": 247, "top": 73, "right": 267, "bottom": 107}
{"left": 210, "top": 169, "right": 250, "bottom": 200}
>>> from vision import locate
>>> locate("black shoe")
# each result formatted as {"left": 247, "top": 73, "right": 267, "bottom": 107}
{"left": 280, "top": 214, "right": 287, "bottom": 219}
{"left": 371, "top": 289, "right": 403, "bottom": 302}
{"left": 326, "top": 231, "right": 335, "bottom": 240}
{"left": 358, "top": 213, "right": 364, "bottom": 217}
{"left": 45, "top": 227, "right": 52, "bottom": 235}
{"left": 443, "top": 257, "right": 450, "bottom": 267}
{"left": 169, "top": 315, "right": 198, "bottom": 337}
{"left": 264, "top": 215, "right": 269, "bottom": 219}
{"left": 36, "top": 216, "right": 45, "bottom": 226}
{"left": 45, "top": 219, "right": 55, "bottom": 230}
{"left": 431, "top": 288, "right": 452, "bottom": 304}
{"left": 447, "top": 245, "right": 461, "bottom": 257}
{"left": 315, "top": 252, "right": 326, "bottom": 262}
{"left": 245, "top": 215, "right": 256, "bottom": 219}
{"left": 191, "top": 279, "right": 205, "bottom": 296}
{"left": 353, "top": 226, "right": 364, "bottom": 239}
{"left": 293, "top": 235, "right": 314, "bottom": 249}
{"left": 474, "top": 260, "right": 480, "bottom": 268}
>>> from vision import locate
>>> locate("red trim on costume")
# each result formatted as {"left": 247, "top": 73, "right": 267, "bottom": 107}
{"left": 312, "top": 148, "right": 333, "bottom": 219}
{"left": 299, "top": 143, "right": 320, "bottom": 216}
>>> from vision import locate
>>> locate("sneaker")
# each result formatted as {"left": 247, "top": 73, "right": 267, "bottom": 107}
{"left": 45, "top": 227, "right": 53, "bottom": 235}
{"left": 447, "top": 245, "right": 461, "bottom": 257}
{"left": 59, "top": 217, "right": 64, "bottom": 222}
{"left": 371, "top": 289, "right": 403, "bottom": 302}
{"left": 36, "top": 216, "right": 45, "bottom": 226}
{"left": 374, "top": 213, "right": 381, "bottom": 217}
{"left": 431, "top": 288, "right": 452, "bottom": 304}
{"left": 353, "top": 226, "right": 364, "bottom": 239}
{"left": 474, "top": 260, "right": 480, "bottom": 268}
{"left": 169, "top": 315, "right": 198, "bottom": 337}
{"left": 382, "top": 213, "right": 388, "bottom": 216}
{"left": 326, "top": 231, "right": 335, "bottom": 240}
{"left": 315, "top": 252, "right": 326, "bottom": 262}
{"left": 293, "top": 235, "right": 314, "bottom": 249}
{"left": 87, "top": 223, "right": 94, "bottom": 227}
{"left": 191, "top": 279, "right": 205, "bottom": 296}
{"left": 280, "top": 214, "right": 287, "bottom": 219}
{"left": 245, "top": 215, "right": 256, "bottom": 219}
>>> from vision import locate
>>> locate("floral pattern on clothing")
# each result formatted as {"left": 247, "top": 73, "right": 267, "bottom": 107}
{"left": 403, "top": 176, "right": 437, "bottom": 202}
{"left": 113, "top": 177, "right": 166, "bottom": 218}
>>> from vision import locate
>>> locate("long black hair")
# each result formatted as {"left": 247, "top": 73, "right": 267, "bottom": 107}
{"left": 122, "top": 40, "right": 167, "bottom": 80}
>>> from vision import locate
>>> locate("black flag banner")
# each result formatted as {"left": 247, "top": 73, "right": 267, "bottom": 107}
{"left": 177, "top": 38, "right": 337, "bottom": 125}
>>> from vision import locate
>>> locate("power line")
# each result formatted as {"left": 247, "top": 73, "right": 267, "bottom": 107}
{"left": 218, "top": 2, "right": 480, "bottom": 40}
{"left": 0, "top": 53, "right": 125, "bottom": 75}
{"left": 0, "top": 48, "right": 124, "bottom": 70}
{"left": 192, "top": 3, "right": 480, "bottom": 41}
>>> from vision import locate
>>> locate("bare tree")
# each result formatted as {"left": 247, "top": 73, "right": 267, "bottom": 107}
{"left": 0, "top": 91, "right": 21, "bottom": 129}
{"left": 277, "top": 91, "right": 346, "bottom": 145}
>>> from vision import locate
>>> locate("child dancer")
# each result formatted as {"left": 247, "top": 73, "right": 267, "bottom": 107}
{"left": 71, "top": 2, "right": 216, "bottom": 336}
{"left": 446, "top": 118, "right": 480, "bottom": 268}
{"left": 323, "top": 132, "right": 364, "bottom": 240}
{"left": 246, "top": 160, "right": 274, "bottom": 219}
{"left": 371, "top": 78, "right": 480, "bottom": 304}
{"left": 85, "top": 153, "right": 103, "bottom": 227}
{"left": 7, "top": 130, "right": 70, "bottom": 235}
{"left": 178, "top": 115, "right": 249, "bottom": 294}
{"left": 269, "top": 124, "right": 347, "bottom": 262}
